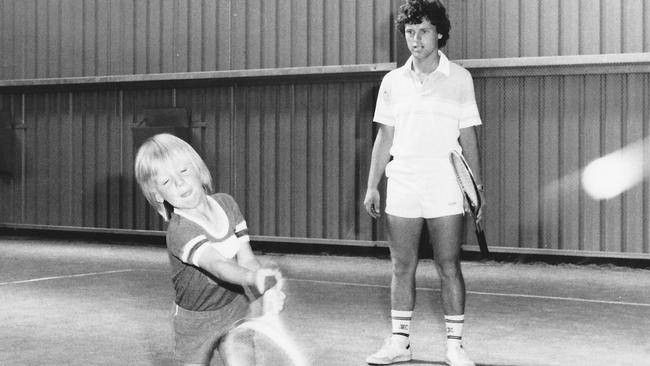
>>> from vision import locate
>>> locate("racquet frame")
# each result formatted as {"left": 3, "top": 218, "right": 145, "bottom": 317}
{"left": 225, "top": 313, "right": 308, "bottom": 366}
{"left": 223, "top": 285, "right": 307, "bottom": 366}
{"left": 450, "top": 150, "right": 489, "bottom": 258}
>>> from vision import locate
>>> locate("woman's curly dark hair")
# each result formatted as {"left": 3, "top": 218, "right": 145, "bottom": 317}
{"left": 396, "top": 0, "right": 450, "bottom": 48}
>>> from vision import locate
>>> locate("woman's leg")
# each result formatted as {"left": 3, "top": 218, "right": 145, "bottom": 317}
{"left": 426, "top": 214, "right": 475, "bottom": 366}
{"left": 366, "top": 215, "right": 423, "bottom": 365}
{"left": 386, "top": 214, "right": 424, "bottom": 311}
{"left": 426, "top": 214, "right": 465, "bottom": 315}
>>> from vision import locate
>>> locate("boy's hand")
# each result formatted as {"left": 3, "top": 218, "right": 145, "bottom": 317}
{"left": 254, "top": 265, "right": 285, "bottom": 314}
{"left": 254, "top": 266, "right": 283, "bottom": 294}
{"left": 262, "top": 286, "right": 286, "bottom": 315}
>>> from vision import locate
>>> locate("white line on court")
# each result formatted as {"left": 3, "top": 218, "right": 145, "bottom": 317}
{"left": 288, "top": 278, "right": 650, "bottom": 308}
{"left": 0, "top": 269, "right": 136, "bottom": 286}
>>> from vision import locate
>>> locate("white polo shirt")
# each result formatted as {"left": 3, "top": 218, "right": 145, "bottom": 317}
{"left": 374, "top": 52, "right": 482, "bottom": 218}
{"left": 373, "top": 51, "right": 482, "bottom": 166}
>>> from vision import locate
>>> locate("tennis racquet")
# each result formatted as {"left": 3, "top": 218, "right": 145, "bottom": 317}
{"left": 221, "top": 277, "right": 309, "bottom": 366}
{"left": 449, "top": 150, "right": 489, "bottom": 258}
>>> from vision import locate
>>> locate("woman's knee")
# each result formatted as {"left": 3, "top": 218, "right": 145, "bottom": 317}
{"left": 388, "top": 240, "right": 420, "bottom": 276}
{"left": 391, "top": 256, "right": 418, "bottom": 276}
{"left": 434, "top": 258, "right": 462, "bottom": 280}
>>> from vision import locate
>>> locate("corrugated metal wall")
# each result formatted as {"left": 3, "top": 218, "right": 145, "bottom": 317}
{"left": 2, "top": 0, "right": 650, "bottom": 258}
{"left": 0, "top": 0, "right": 395, "bottom": 79}
{"left": 3, "top": 64, "right": 649, "bottom": 257}
{"left": 471, "top": 68, "right": 650, "bottom": 257}
{"left": 0, "top": 74, "right": 387, "bottom": 244}
{"left": 4, "top": 0, "right": 650, "bottom": 80}
{"left": 444, "top": 0, "right": 650, "bottom": 59}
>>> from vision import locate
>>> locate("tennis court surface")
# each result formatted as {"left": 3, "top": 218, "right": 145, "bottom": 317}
{"left": 0, "top": 237, "right": 648, "bottom": 366}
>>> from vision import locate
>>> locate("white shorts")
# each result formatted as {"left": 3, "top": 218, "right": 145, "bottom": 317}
{"left": 385, "top": 158, "right": 464, "bottom": 219}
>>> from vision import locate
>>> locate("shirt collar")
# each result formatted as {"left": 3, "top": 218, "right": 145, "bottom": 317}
{"left": 403, "top": 50, "right": 450, "bottom": 77}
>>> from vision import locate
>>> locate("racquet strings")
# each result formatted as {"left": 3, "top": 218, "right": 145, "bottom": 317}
{"left": 222, "top": 279, "right": 308, "bottom": 366}
{"left": 450, "top": 152, "right": 480, "bottom": 210}
{"left": 222, "top": 315, "right": 304, "bottom": 366}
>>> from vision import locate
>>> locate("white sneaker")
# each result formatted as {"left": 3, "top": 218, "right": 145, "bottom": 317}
{"left": 445, "top": 345, "right": 475, "bottom": 366}
{"left": 366, "top": 337, "right": 412, "bottom": 365}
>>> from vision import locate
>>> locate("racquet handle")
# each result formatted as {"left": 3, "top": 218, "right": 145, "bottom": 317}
{"left": 255, "top": 267, "right": 281, "bottom": 293}
{"left": 475, "top": 228, "right": 489, "bottom": 259}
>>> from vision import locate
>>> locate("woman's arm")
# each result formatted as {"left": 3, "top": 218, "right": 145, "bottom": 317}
{"left": 363, "top": 124, "right": 394, "bottom": 218}
{"left": 459, "top": 125, "right": 485, "bottom": 223}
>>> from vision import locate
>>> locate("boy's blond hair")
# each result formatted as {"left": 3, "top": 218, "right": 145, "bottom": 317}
{"left": 134, "top": 133, "right": 213, "bottom": 220}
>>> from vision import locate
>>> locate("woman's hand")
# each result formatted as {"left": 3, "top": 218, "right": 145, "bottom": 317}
{"left": 476, "top": 190, "right": 486, "bottom": 225}
{"left": 363, "top": 188, "right": 381, "bottom": 219}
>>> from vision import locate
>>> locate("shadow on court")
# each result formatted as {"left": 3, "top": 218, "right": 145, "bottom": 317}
{"left": 402, "top": 362, "right": 520, "bottom": 366}
{"left": 0, "top": 237, "right": 648, "bottom": 366}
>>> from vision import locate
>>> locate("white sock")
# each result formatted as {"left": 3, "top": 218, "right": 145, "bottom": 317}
{"left": 445, "top": 314, "right": 465, "bottom": 348}
{"left": 390, "top": 310, "right": 412, "bottom": 348}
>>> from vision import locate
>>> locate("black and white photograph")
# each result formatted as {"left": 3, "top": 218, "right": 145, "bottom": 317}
{"left": 0, "top": 1, "right": 648, "bottom": 365}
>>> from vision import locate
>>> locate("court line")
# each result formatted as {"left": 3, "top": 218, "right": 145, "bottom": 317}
{"left": 0, "top": 269, "right": 136, "bottom": 286}
{"left": 288, "top": 278, "right": 650, "bottom": 308}
{"left": 61, "top": 269, "right": 648, "bottom": 308}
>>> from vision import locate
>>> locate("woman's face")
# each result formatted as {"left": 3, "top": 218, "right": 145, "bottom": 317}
{"left": 404, "top": 18, "right": 439, "bottom": 61}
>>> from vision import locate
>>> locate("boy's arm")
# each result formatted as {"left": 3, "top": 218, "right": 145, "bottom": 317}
{"left": 195, "top": 246, "right": 274, "bottom": 292}
{"left": 236, "top": 241, "right": 261, "bottom": 271}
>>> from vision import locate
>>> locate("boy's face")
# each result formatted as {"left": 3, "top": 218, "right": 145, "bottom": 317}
{"left": 404, "top": 19, "right": 439, "bottom": 60}
{"left": 152, "top": 158, "right": 205, "bottom": 211}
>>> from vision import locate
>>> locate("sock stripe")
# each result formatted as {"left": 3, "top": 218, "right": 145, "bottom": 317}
{"left": 391, "top": 310, "right": 413, "bottom": 316}
{"left": 393, "top": 332, "right": 410, "bottom": 338}
{"left": 391, "top": 316, "right": 412, "bottom": 321}
{"left": 447, "top": 335, "right": 462, "bottom": 340}
{"left": 445, "top": 319, "right": 464, "bottom": 324}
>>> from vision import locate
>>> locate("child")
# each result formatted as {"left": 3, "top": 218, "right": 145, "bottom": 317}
{"left": 135, "top": 133, "right": 283, "bottom": 366}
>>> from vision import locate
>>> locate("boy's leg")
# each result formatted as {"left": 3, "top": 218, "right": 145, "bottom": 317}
{"left": 367, "top": 215, "right": 422, "bottom": 365}
{"left": 426, "top": 214, "right": 475, "bottom": 366}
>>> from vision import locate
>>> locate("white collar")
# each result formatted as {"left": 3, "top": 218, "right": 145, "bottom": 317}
{"left": 404, "top": 50, "right": 450, "bottom": 77}
{"left": 175, "top": 195, "right": 229, "bottom": 239}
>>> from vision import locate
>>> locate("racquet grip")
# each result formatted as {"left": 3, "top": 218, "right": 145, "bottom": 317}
{"left": 475, "top": 228, "right": 489, "bottom": 259}
{"left": 255, "top": 269, "right": 279, "bottom": 293}
{"left": 262, "top": 275, "right": 278, "bottom": 292}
